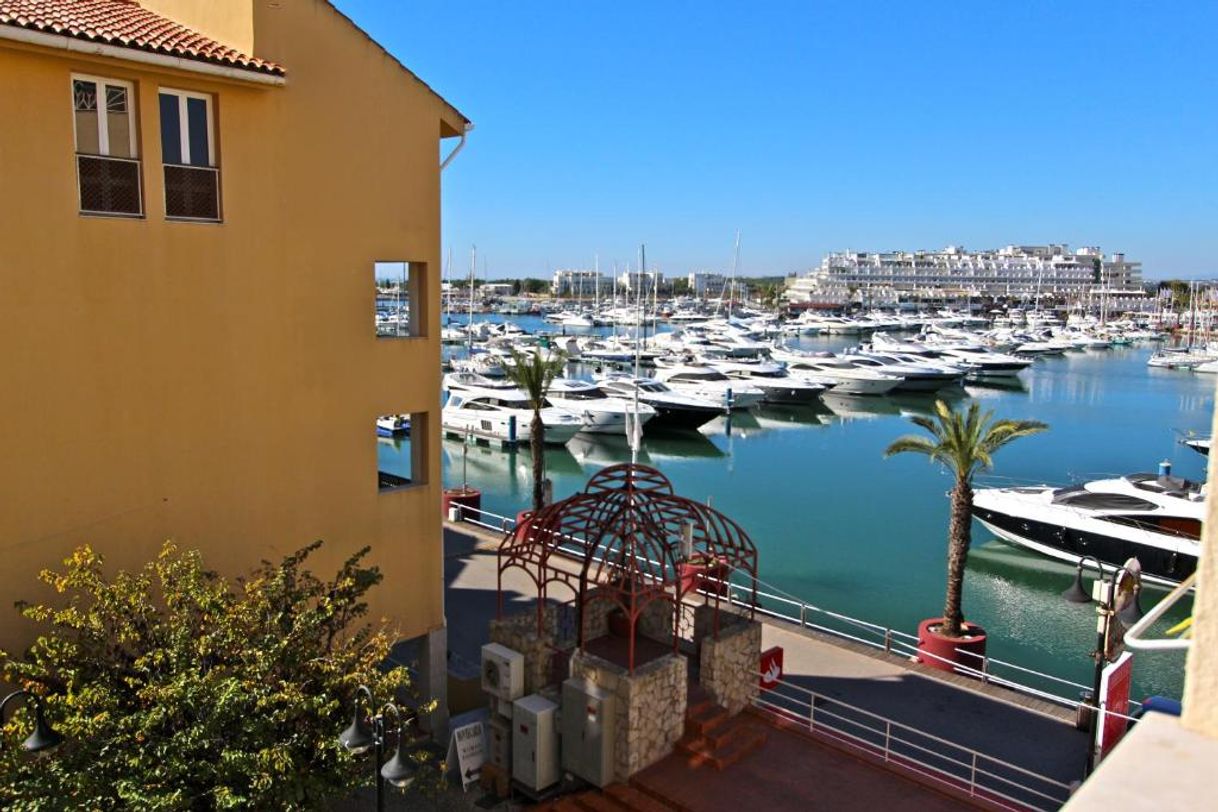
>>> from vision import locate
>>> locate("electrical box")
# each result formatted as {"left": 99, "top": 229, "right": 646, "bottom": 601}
{"left": 488, "top": 715, "right": 511, "bottom": 771}
{"left": 561, "top": 677, "right": 617, "bottom": 787}
{"left": 481, "top": 643, "right": 524, "bottom": 702}
{"left": 512, "top": 693, "right": 559, "bottom": 792}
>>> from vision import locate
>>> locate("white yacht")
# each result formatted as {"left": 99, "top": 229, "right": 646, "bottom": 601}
{"left": 653, "top": 364, "right": 766, "bottom": 410}
{"left": 932, "top": 345, "right": 1033, "bottom": 377}
{"left": 768, "top": 347, "right": 901, "bottom": 396}
{"left": 702, "top": 358, "right": 828, "bottom": 404}
{"left": 442, "top": 386, "right": 583, "bottom": 445}
{"left": 848, "top": 350, "right": 968, "bottom": 391}
{"left": 376, "top": 415, "right": 410, "bottom": 437}
{"left": 972, "top": 471, "right": 1203, "bottom": 586}
{"left": 546, "top": 378, "right": 657, "bottom": 435}
{"left": 595, "top": 374, "right": 724, "bottom": 430}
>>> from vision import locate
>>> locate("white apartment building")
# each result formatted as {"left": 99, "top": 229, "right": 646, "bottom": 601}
{"left": 618, "top": 270, "right": 667, "bottom": 293}
{"left": 787, "top": 244, "right": 1142, "bottom": 306}
{"left": 687, "top": 272, "right": 728, "bottom": 297}
{"left": 551, "top": 269, "right": 614, "bottom": 298}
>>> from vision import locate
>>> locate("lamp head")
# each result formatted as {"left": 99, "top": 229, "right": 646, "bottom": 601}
{"left": 21, "top": 702, "right": 64, "bottom": 753}
{"left": 338, "top": 704, "right": 375, "bottom": 755}
{"left": 380, "top": 743, "right": 418, "bottom": 789}
{"left": 1061, "top": 564, "right": 1092, "bottom": 604}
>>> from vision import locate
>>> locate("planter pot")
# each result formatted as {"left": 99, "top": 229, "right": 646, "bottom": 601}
{"left": 679, "top": 559, "right": 730, "bottom": 596}
{"left": 915, "top": 618, "right": 987, "bottom": 676}
{"left": 442, "top": 487, "right": 481, "bottom": 521}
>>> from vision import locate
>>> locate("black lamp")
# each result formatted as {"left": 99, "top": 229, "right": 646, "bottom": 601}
{"left": 378, "top": 703, "right": 418, "bottom": 789}
{"left": 338, "top": 685, "right": 375, "bottom": 755}
{"left": 1, "top": 690, "right": 64, "bottom": 754}
{"left": 1061, "top": 557, "right": 1100, "bottom": 604}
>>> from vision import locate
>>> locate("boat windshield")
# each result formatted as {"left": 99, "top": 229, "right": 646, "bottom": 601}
{"left": 1052, "top": 490, "right": 1159, "bottom": 511}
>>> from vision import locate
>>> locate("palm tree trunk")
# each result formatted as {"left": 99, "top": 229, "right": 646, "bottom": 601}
{"left": 942, "top": 476, "right": 973, "bottom": 637}
{"left": 530, "top": 410, "right": 545, "bottom": 512}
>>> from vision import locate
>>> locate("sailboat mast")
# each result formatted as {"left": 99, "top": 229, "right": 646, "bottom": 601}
{"left": 729, "top": 230, "right": 741, "bottom": 320}
{"left": 467, "top": 244, "right": 476, "bottom": 354}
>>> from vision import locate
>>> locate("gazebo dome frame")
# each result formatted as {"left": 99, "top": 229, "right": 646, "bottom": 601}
{"left": 497, "top": 463, "right": 759, "bottom": 672}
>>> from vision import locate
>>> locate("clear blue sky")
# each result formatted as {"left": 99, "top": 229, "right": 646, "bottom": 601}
{"left": 336, "top": 1, "right": 1216, "bottom": 280}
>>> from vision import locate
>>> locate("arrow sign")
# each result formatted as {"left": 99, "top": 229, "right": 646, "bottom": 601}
{"left": 446, "top": 721, "right": 486, "bottom": 791}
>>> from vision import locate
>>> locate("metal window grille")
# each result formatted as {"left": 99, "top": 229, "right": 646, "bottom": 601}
{"left": 164, "top": 164, "right": 220, "bottom": 221}
{"left": 77, "top": 155, "right": 142, "bottom": 216}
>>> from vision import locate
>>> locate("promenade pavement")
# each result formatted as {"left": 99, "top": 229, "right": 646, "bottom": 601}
{"left": 442, "top": 522, "right": 1088, "bottom": 805}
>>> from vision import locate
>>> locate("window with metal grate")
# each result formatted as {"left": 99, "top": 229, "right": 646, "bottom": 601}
{"left": 73, "top": 75, "right": 142, "bottom": 216}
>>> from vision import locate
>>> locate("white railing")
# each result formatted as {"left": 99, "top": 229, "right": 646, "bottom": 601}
{"left": 755, "top": 675, "right": 1074, "bottom": 811}
{"left": 449, "top": 504, "right": 1093, "bottom": 710}
{"left": 1124, "top": 572, "right": 1195, "bottom": 651}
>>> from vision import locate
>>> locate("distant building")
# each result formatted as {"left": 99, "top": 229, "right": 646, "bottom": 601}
{"left": 480, "top": 282, "right": 514, "bottom": 299}
{"left": 618, "top": 270, "right": 668, "bottom": 293}
{"left": 687, "top": 272, "right": 727, "bottom": 297}
{"left": 551, "top": 269, "right": 613, "bottom": 297}
{"left": 786, "top": 244, "right": 1143, "bottom": 306}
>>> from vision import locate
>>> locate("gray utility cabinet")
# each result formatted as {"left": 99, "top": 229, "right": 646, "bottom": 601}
{"left": 512, "top": 694, "right": 559, "bottom": 792}
{"left": 560, "top": 677, "right": 617, "bottom": 787}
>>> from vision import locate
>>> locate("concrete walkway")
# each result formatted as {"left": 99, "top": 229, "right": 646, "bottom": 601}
{"left": 443, "top": 522, "right": 1087, "bottom": 805}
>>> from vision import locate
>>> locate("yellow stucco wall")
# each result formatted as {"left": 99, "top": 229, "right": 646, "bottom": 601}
{"left": 0, "top": 2, "right": 462, "bottom": 655}
{"left": 139, "top": 0, "right": 255, "bottom": 55}
{"left": 1182, "top": 383, "right": 1218, "bottom": 737}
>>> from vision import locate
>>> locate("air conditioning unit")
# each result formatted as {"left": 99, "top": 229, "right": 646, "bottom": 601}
{"left": 513, "top": 693, "right": 560, "bottom": 792}
{"left": 481, "top": 643, "right": 524, "bottom": 701}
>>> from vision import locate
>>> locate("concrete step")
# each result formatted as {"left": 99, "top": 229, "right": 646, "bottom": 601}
{"left": 676, "top": 722, "right": 768, "bottom": 771}
{"left": 707, "top": 725, "right": 767, "bottom": 770}
{"left": 603, "top": 783, "right": 677, "bottom": 812}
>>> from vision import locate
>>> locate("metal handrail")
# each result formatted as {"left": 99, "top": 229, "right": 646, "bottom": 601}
{"left": 451, "top": 503, "right": 1093, "bottom": 707}
{"left": 755, "top": 676, "right": 1072, "bottom": 810}
{"left": 1124, "top": 572, "right": 1195, "bottom": 651}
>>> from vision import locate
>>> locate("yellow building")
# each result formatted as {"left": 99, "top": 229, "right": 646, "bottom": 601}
{"left": 0, "top": 0, "right": 469, "bottom": 732}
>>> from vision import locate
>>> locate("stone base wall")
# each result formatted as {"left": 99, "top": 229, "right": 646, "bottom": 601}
{"left": 638, "top": 598, "right": 675, "bottom": 645}
{"left": 583, "top": 590, "right": 615, "bottom": 642}
{"left": 489, "top": 608, "right": 556, "bottom": 696}
{"left": 699, "top": 618, "right": 761, "bottom": 715}
{"left": 570, "top": 650, "right": 688, "bottom": 782}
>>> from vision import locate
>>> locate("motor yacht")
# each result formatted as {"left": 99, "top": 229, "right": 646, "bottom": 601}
{"left": 932, "top": 345, "right": 1033, "bottom": 377}
{"left": 972, "top": 471, "right": 1203, "bottom": 586}
{"left": 848, "top": 350, "right": 968, "bottom": 391}
{"left": 653, "top": 364, "right": 766, "bottom": 410}
{"left": 546, "top": 378, "right": 657, "bottom": 435}
{"left": 442, "top": 386, "right": 583, "bottom": 445}
{"left": 595, "top": 374, "right": 724, "bottom": 430}
{"left": 768, "top": 347, "right": 901, "bottom": 396}
{"left": 702, "top": 358, "right": 828, "bottom": 404}
{"left": 376, "top": 415, "right": 410, "bottom": 437}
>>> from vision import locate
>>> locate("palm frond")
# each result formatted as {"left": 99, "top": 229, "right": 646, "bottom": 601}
{"left": 884, "top": 435, "right": 940, "bottom": 459}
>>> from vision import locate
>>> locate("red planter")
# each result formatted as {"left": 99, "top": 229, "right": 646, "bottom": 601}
{"left": 679, "top": 558, "right": 730, "bottom": 596}
{"left": 915, "top": 618, "right": 988, "bottom": 676}
{"left": 442, "top": 487, "right": 481, "bottom": 520}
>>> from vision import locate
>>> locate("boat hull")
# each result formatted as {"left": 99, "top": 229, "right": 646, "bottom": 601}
{"left": 972, "top": 509, "right": 1195, "bottom": 587}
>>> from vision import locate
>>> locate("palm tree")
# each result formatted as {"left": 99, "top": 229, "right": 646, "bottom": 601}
{"left": 885, "top": 400, "right": 1047, "bottom": 638}
{"left": 505, "top": 346, "right": 568, "bottom": 512}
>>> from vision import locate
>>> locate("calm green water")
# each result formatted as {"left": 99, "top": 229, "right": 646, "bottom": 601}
{"left": 385, "top": 315, "right": 1212, "bottom": 702}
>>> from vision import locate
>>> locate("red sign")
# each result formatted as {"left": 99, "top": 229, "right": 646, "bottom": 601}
{"left": 1097, "top": 652, "right": 1134, "bottom": 762}
{"left": 760, "top": 646, "right": 784, "bottom": 689}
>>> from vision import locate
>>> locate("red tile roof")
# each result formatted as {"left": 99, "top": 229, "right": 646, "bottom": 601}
{"left": 0, "top": 0, "right": 284, "bottom": 76}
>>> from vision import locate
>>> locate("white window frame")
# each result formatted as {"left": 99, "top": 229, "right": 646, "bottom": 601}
{"left": 158, "top": 87, "right": 216, "bottom": 167}
{"left": 70, "top": 73, "right": 138, "bottom": 158}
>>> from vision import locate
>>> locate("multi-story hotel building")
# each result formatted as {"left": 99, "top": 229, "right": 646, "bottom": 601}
{"left": 787, "top": 244, "right": 1143, "bottom": 306}
{"left": 551, "top": 268, "right": 614, "bottom": 298}
{"left": 0, "top": 0, "right": 468, "bottom": 734}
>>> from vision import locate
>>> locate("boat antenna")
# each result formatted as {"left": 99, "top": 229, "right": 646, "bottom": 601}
{"left": 467, "top": 244, "right": 476, "bottom": 355}
{"left": 729, "top": 230, "right": 741, "bottom": 320}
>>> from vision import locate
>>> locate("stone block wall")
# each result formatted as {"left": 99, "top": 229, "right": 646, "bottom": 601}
{"left": 699, "top": 618, "right": 761, "bottom": 715}
{"left": 582, "top": 590, "right": 615, "bottom": 642}
{"left": 570, "top": 650, "right": 688, "bottom": 782}
{"left": 489, "top": 608, "right": 556, "bottom": 696}
{"left": 638, "top": 597, "right": 675, "bottom": 645}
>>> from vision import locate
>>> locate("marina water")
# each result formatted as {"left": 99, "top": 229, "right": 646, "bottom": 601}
{"left": 380, "top": 315, "right": 1209, "bottom": 702}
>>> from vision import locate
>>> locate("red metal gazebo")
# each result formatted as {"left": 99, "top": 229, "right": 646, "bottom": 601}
{"left": 497, "top": 463, "right": 759, "bottom": 672}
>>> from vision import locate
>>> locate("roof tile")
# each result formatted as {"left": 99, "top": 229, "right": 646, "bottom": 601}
{"left": 0, "top": 0, "right": 284, "bottom": 76}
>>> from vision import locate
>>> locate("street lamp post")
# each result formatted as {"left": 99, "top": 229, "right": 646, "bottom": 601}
{"left": 1061, "top": 555, "right": 1144, "bottom": 776}
{"left": 0, "top": 689, "right": 64, "bottom": 753}
{"left": 338, "top": 685, "right": 420, "bottom": 811}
